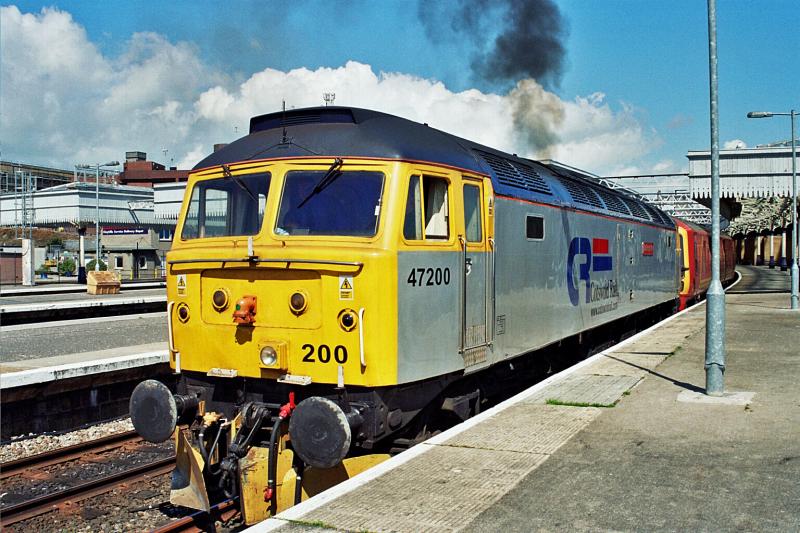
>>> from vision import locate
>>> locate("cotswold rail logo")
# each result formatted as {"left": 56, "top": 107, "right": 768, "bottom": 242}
{"left": 567, "top": 237, "right": 618, "bottom": 310}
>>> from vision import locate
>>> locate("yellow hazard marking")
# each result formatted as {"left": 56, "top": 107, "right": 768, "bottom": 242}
{"left": 177, "top": 274, "right": 187, "bottom": 295}
{"left": 339, "top": 275, "right": 353, "bottom": 300}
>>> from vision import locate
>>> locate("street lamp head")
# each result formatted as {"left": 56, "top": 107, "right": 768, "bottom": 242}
{"left": 747, "top": 111, "right": 773, "bottom": 119}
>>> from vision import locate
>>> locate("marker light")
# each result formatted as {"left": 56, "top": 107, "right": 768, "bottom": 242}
{"left": 176, "top": 303, "right": 190, "bottom": 323}
{"left": 260, "top": 346, "right": 278, "bottom": 366}
{"left": 290, "top": 291, "right": 307, "bottom": 314}
{"left": 338, "top": 309, "right": 357, "bottom": 331}
{"left": 212, "top": 289, "right": 229, "bottom": 311}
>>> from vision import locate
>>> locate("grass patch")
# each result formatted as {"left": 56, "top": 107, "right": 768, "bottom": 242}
{"left": 286, "top": 519, "right": 339, "bottom": 530}
{"left": 546, "top": 398, "right": 616, "bottom": 408}
{"left": 622, "top": 390, "right": 631, "bottom": 396}
{"left": 667, "top": 346, "right": 683, "bottom": 357}
{"left": 285, "top": 520, "right": 375, "bottom": 533}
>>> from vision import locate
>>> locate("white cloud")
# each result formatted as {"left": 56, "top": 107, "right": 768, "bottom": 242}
{"left": 723, "top": 139, "right": 747, "bottom": 150}
{"left": 1, "top": 6, "right": 660, "bottom": 176}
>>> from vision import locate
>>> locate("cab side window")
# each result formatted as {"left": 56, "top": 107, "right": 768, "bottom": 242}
{"left": 404, "top": 175, "right": 450, "bottom": 240}
{"left": 463, "top": 184, "right": 482, "bottom": 243}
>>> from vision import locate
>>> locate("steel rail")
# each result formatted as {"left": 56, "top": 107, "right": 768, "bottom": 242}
{"left": 0, "top": 430, "right": 141, "bottom": 480}
{"left": 0, "top": 455, "right": 175, "bottom": 527}
{"left": 151, "top": 498, "right": 239, "bottom": 533}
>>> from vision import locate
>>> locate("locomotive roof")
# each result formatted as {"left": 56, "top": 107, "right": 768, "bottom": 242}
{"left": 195, "top": 106, "right": 674, "bottom": 229}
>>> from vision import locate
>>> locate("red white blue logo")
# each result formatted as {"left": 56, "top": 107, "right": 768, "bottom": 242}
{"left": 567, "top": 237, "right": 613, "bottom": 305}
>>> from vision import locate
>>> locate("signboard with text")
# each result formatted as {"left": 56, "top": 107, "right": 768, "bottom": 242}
{"left": 103, "top": 227, "right": 147, "bottom": 235}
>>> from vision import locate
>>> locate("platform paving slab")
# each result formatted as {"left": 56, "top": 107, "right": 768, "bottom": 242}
{"left": 524, "top": 374, "right": 642, "bottom": 406}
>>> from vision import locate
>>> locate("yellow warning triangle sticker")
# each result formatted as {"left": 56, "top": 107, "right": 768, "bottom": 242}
{"left": 340, "top": 278, "right": 352, "bottom": 290}
{"left": 177, "top": 276, "right": 186, "bottom": 288}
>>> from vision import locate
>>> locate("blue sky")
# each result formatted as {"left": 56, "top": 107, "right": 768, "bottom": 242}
{"left": 2, "top": 1, "right": 798, "bottom": 175}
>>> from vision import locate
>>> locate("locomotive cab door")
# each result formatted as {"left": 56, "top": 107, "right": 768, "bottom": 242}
{"left": 459, "top": 177, "right": 492, "bottom": 368}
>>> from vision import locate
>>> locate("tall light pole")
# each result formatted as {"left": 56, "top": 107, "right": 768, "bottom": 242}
{"left": 78, "top": 161, "right": 119, "bottom": 271}
{"left": 704, "top": 0, "right": 725, "bottom": 395}
{"left": 747, "top": 110, "right": 798, "bottom": 309}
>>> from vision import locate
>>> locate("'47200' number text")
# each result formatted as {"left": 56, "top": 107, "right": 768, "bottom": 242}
{"left": 407, "top": 267, "right": 450, "bottom": 287}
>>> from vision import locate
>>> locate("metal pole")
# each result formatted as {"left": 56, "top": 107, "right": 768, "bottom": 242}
{"left": 705, "top": 0, "right": 726, "bottom": 396}
{"left": 790, "top": 110, "right": 798, "bottom": 309}
{"left": 95, "top": 164, "right": 100, "bottom": 271}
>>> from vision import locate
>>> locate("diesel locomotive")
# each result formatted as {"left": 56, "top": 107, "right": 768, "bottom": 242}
{"left": 130, "top": 107, "right": 723, "bottom": 522}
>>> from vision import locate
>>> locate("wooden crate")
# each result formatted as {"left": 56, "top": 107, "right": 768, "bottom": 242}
{"left": 87, "top": 270, "right": 121, "bottom": 295}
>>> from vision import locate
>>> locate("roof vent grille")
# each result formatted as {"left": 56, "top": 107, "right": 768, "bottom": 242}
{"left": 557, "top": 177, "right": 604, "bottom": 209}
{"left": 475, "top": 150, "right": 552, "bottom": 195}
{"left": 594, "top": 187, "right": 631, "bottom": 215}
{"left": 622, "top": 197, "right": 652, "bottom": 221}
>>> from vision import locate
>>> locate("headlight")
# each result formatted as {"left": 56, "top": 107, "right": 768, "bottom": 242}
{"left": 260, "top": 346, "right": 278, "bottom": 366}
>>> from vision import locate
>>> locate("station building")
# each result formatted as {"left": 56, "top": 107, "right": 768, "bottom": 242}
{"left": 688, "top": 143, "right": 798, "bottom": 268}
{"left": 0, "top": 152, "right": 189, "bottom": 283}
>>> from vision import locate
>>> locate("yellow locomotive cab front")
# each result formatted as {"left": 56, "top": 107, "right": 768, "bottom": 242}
{"left": 167, "top": 158, "right": 399, "bottom": 389}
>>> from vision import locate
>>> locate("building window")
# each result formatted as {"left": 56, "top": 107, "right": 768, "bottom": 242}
{"left": 526, "top": 215, "right": 545, "bottom": 240}
{"left": 159, "top": 228, "right": 174, "bottom": 241}
{"left": 114, "top": 256, "right": 123, "bottom": 269}
{"left": 138, "top": 256, "right": 147, "bottom": 270}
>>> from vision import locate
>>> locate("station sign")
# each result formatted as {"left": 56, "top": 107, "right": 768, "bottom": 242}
{"left": 103, "top": 227, "right": 147, "bottom": 235}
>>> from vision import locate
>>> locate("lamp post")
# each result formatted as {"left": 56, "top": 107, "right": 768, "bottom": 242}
{"left": 747, "top": 110, "right": 798, "bottom": 309}
{"left": 704, "top": 0, "right": 725, "bottom": 395}
{"left": 78, "top": 161, "right": 119, "bottom": 271}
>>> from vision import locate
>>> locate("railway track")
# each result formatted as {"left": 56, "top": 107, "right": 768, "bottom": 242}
{"left": 0, "top": 431, "right": 175, "bottom": 528}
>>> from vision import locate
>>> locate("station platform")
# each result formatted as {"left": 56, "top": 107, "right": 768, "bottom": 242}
{"left": 0, "top": 342, "right": 170, "bottom": 438}
{"left": 0, "top": 344, "right": 168, "bottom": 388}
{"left": 1, "top": 312, "right": 167, "bottom": 365}
{"left": 0, "top": 280, "right": 165, "bottom": 297}
{"left": 0, "top": 288, "right": 167, "bottom": 325}
{"left": 0, "top": 287, "right": 165, "bottom": 307}
{"left": 253, "top": 265, "right": 800, "bottom": 532}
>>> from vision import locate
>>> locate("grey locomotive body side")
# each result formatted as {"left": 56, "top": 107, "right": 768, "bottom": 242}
{"left": 397, "top": 197, "right": 678, "bottom": 384}
{"left": 490, "top": 196, "right": 678, "bottom": 365}
{"left": 397, "top": 182, "right": 679, "bottom": 385}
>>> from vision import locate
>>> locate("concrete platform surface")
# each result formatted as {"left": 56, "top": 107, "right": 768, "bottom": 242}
{"left": 253, "top": 266, "right": 799, "bottom": 533}
{"left": 0, "top": 312, "right": 167, "bottom": 363}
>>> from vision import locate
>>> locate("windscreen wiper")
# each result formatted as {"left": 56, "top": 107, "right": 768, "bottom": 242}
{"left": 297, "top": 158, "right": 344, "bottom": 209}
{"left": 222, "top": 164, "right": 257, "bottom": 202}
